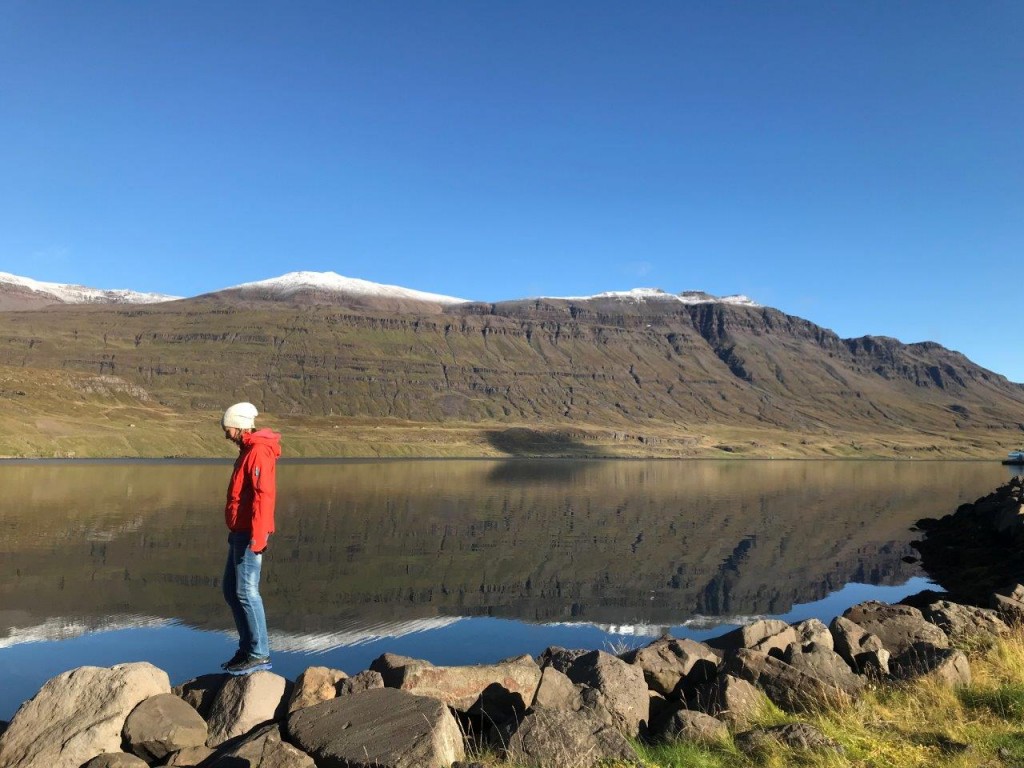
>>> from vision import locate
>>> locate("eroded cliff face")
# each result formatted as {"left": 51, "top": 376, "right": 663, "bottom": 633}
{"left": 0, "top": 296, "right": 1020, "bottom": 440}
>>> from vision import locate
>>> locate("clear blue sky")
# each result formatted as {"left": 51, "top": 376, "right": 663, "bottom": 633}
{"left": 2, "top": 2, "right": 1021, "bottom": 379}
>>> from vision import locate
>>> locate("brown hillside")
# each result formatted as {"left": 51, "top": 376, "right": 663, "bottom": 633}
{"left": 0, "top": 295, "right": 1020, "bottom": 457}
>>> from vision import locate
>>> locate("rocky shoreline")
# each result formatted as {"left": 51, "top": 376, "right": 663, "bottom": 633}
{"left": 2, "top": 480, "right": 1024, "bottom": 768}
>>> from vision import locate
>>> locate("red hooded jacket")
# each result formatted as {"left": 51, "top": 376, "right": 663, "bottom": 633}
{"left": 225, "top": 429, "right": 282, "bottom": 552}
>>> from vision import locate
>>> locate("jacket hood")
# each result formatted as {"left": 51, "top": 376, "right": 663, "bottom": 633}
{"left": 242, "top": 428, "right": 282, "bottom": 457}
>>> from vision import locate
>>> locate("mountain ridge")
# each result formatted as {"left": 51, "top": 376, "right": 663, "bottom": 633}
{"left": 0, "top": 282, "right": 1019, "bottom": 458}
{"left": 0, "top": 270, "right": 1020, "bottom": 459}
{"left": 0, "top": 269, "right": 759, "bottom": 312}
{"left": 0, "top": 271, "right": 181, "bottom": 309}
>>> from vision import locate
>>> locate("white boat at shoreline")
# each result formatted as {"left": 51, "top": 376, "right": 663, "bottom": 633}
{"left": 1002, "top": 450, "right": 1024, "bottom": 465}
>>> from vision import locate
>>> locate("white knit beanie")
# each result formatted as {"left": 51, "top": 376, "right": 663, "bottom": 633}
{"left": 222, "top": 402, "right": 259, "bottom": 430}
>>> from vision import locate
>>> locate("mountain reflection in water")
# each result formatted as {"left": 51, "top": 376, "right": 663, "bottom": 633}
{"left": 0, "top": 459, "right": 1006, "bottom": 647}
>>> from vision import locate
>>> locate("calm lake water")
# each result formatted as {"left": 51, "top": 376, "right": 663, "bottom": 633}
{"left": 0, "top": 458, "right": 1013, "bottom": 719}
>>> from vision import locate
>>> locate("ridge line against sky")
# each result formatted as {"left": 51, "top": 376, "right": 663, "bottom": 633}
{"left": 0, "top": 3, "right": 1020, "bottom": 380}
{"left": 0, "top": 268, "right": 763, "bottom": 308}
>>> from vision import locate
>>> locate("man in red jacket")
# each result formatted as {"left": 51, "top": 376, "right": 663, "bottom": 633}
{"left": 219, "top": 401, "right": 281, "bottom": 674}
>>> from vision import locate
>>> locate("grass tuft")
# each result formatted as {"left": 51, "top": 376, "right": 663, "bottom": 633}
{"left": 960, "top": 682, "right": 1024, "bottom": 719}
{"left": 636, "top": 740, "right": 737, "bottom": 768}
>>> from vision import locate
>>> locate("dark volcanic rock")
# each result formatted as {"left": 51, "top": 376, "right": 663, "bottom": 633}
{"left": 706, "top": 619, "right": 796, "bottom": 657}
{"left": 621, "top": 636, "right": 718, "bottom": 698}
{"left": 538, "top": 646, "right": 590, "bottom": 674}
{"left": 337, "top": 669, "right": 384, "bottom": 697}
{"left": 724, "top": 649, "right": 851, "bottom": 712}
{"left": 206, "top": 723, "right": 314, "bottom": 767}
{"left": 782, "top": 645, "right": 866, "bottom": 697}
{"left": 890, "top": 643, "right": 972, "bottom": 687}
{"left": 368, "top": 653, "right": 431, "bottom": 688}
{"left": 991, "top": 584, "right": 1024, "bottom": 624}
{"left": 920, "top": 600, "right": 1009, "bottom": 642}
{"left": 913, "top": 482, "right": 1024, "bottom": 603}
{"left": 791, "top": 618, "right": 833, "bottom": 651}
{"left": 830, "top": 616, "right": 891, "bottom": 676}
{"left": 689, "top": 674, "right": 765, "bottom": 729}
{"left": 286, "top": 688, "right": 463, "bottom": 768}
{"left": 532, "top": 666, "right": 583, "bottom": 711}
{"left": 496, "top": 707, "right": 640, "bottom": 768}
{"left": 564, "top": 650, "right": 649, "bottom": 736}
{"left": 647, "top": 706, "right": 728, "bottom": 745}
{"left": 842, "top": 601, "right": 949, "bottom": 656}
{"left": 374, "top": 655, "right": 541, "bottom": 722}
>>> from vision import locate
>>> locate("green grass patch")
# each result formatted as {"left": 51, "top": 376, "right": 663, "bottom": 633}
{"left": 636, "top": 740, "right": 740, "bottom": 768}
{"left": 960, "top": 682, "right": 1024, "bottom": 719}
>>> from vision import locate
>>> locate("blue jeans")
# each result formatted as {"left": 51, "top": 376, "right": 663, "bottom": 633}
{"left": 223, "top": 531, "right": 269, "bottom": 659}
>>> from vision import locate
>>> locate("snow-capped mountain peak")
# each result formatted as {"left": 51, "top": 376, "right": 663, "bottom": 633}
{"left": 0, "top": 270, "right": 759, "bottom": 310}
{"left": 549, "top": 287, "right": 760, "bottom": 306}
{"left": 0, "top": 271, "right": 181, "bottom": 305}
{"left": 228, "top": 271, "right": 469, "bottom": 305}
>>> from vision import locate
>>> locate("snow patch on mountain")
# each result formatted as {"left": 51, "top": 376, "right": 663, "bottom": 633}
{"left": 549, "top": 287, "right": 760, "bottom": 306}
{"left": 0, "top": 270, "right": 757, "bottom": 309}
{"left": 230, "top": 271, "right": 469, "bottom": 304}
{"left": 0, "top": 271, "right": 180, "bottom": 305}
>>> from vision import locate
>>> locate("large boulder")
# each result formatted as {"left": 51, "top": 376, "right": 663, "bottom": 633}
{"left": 380, "top": 655, "right": 541, "bottom": 720}
{"left": 725, "top": 649, "right": 851, "bottom": 712}
{"left": 286, "top": 688, "right": 464, "bottom": 768}
{"left": 689, "top": 674, "right": 765, "bottom": 730}
{"left": 206, "top": 671, "right": 290, "bottom": 747}
{"left": 0, "top": 662, "right": 170, "bottom": 768}
{"left": 830, "top": 616, "right": 891, "bottom": 675}
{"left": 368, "top": 653, "right": 431, "bottom": 687}
{"left": 564, "top": 650, "right": 649, "bottom": 736}
{"left": 287, "top": 666, "right": 348, "bottom": 713}
{"left": 621, "top": 636, "right": 718, "bottom": 698}
{"left": 920, "top": 600, "right": 1009, "bottom": 642}
{"left": 991, "top": 590, "right": 1024, "bottom": 624}
{"left": 532, "top": 666, "right": 583, "bottom": 711}
{"left": 337, "top": 670, "right": 384, "bottom": 696}
{"left": 843, "top": 601, "right": 949, "bottom": 656}
{"left": 173, "top": 674, "right": 228, "bottom": 720}
{"left": 497, "top": 707, "right": 640, "bottom": 768}
{"left": 647, "top": 706, "right": 728, "bottom": 745}
{"left": 707, "top": 619, "right": 796, "bottom": 657}
{"left": 206, "top": 723, "right": 314, "bottom": 767}
{"left": 537, "top": 646, "right": 590, "bottom": 674}
{"left": 783, "top": 645, "right": 866, "bottom": 697}
{"left": 791, "top": 618, "right": 833, "bottom": 652}
{"left": 890, "top": 644, "right": 972, "bottom": 687}
{"left": 122, "top": 693, "right": 208, "bottom": 762}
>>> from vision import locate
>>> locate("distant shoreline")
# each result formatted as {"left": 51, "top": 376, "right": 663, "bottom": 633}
{"left": 0, "top": 455, "right": 1002, "bottom": 464}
